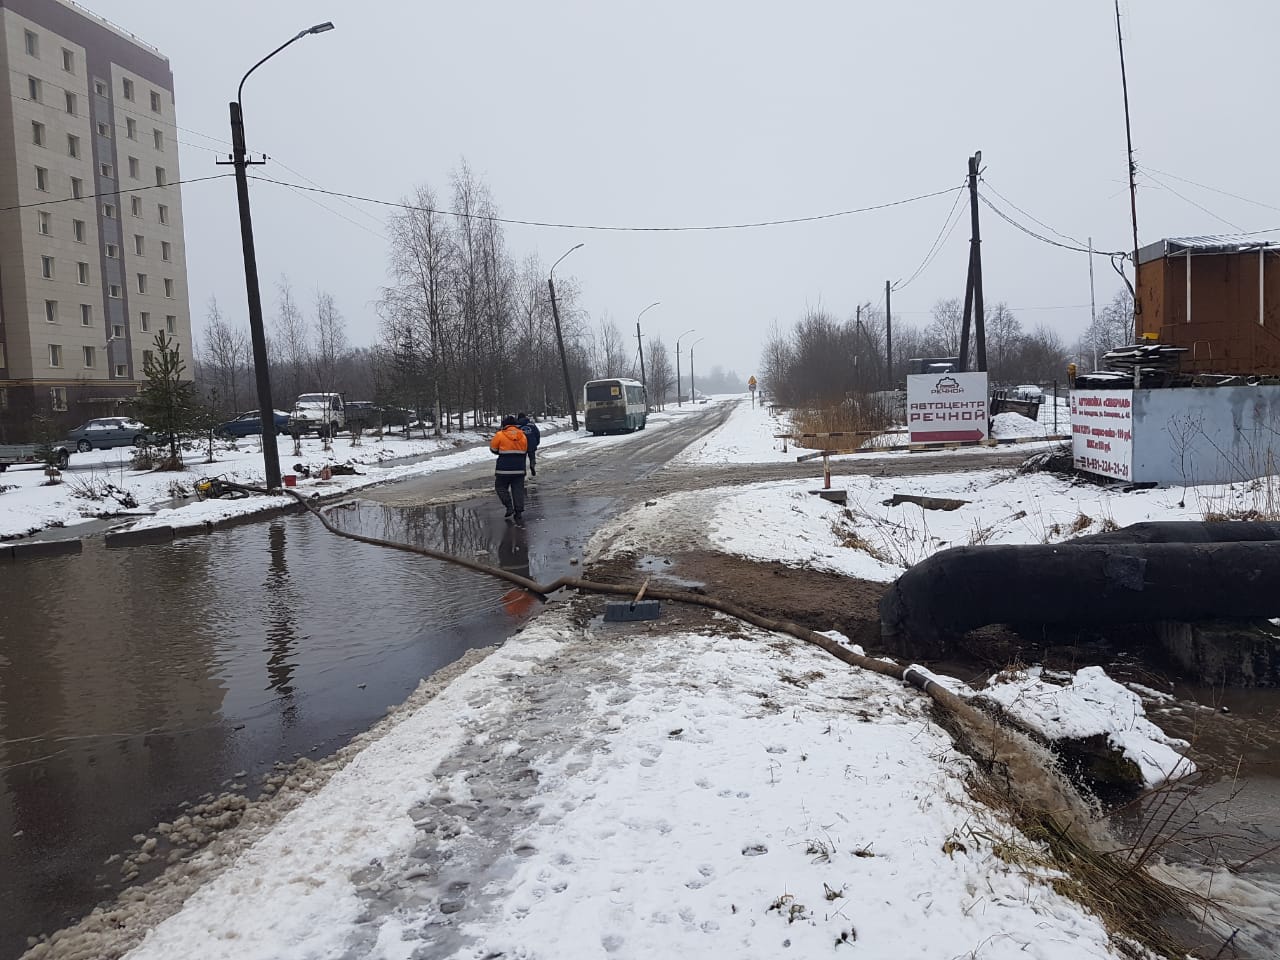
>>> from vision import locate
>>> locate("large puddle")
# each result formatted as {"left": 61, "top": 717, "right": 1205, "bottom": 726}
{"left": 0, "top": 494, "right": 608, "bottom": 957}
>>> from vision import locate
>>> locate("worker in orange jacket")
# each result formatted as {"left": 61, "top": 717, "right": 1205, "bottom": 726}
{"left": 489, "top": 414, "right": 529, "bottom": 522}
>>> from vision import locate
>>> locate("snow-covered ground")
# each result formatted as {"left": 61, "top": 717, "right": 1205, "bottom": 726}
{"left": 29, "top": 394, "right": 1270, "bottom": 959}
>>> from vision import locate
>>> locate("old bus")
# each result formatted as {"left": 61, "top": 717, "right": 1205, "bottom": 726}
{"left": 583, "top": 377, "right": 647, "bottom": 434}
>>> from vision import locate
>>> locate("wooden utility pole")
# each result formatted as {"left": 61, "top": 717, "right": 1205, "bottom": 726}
{"left": 635, "top": 322, "right": 647, "bottom": 398}
{"left": 885, "top": 280, "right": 893, "bottom": 388}
{"left": 967, "top": 151, "right": 987, "bottom": 372}
{"left": 1115, "top": 0, "right": 1142, "bottom": 336}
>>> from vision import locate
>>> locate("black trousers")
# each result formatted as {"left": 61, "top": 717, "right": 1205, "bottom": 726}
{"left": 495, "top": 474, "right": 526, "bottom": 513}
{"left": 527, "top": 448, "right": 537, "bottom": 475}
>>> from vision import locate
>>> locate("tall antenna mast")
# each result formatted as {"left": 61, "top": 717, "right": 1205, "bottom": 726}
{"left": 1115, "top": 0, "right": 1142, "bottom": 335}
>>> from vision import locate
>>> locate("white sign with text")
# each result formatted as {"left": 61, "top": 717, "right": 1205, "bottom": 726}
{"left": 1070, "top": 390, "right": 1133, "bottom": 480}
{"left": 906, "top": 372, "right": 990, "bottom": 443}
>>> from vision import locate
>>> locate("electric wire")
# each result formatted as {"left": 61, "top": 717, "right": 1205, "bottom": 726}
{"left": 977, "top": 191, "right": 1127, "bottom": 257}
{"left": 1140, "top": 169, "right": 1245, "bottom": 233}
{"left": 1142, "top": 166, "right": 1280, "bottom": 216}
{"left": 978, "top": 178, "right": 1090, "bottom": 248}
{"left": 891, "top": 184, "right": 967, "bottom": 291}
{"left": 245, "top": 175, "right": 963, "bottom": 232}
{"left": 0, "top": 172, "right": 231, "bottom": 211}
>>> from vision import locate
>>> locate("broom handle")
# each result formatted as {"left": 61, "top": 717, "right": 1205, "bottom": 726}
{"left": 634, "top": 578, "right": 651, "bottom": 604}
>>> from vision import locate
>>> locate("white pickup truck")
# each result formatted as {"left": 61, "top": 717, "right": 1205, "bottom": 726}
{"left": 287, "top": 393, "right": 346, "bottom": 437}
{"left": 0, "top": 442, "right": 72, "bottom": 471}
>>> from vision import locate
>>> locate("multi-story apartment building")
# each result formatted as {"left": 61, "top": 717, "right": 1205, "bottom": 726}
{"left": 0, "top": 0, "right": 191, "bottom": 441}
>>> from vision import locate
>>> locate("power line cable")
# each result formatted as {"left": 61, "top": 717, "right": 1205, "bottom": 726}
{"left": 246, "top": 175, "right": 963, "bottom": 232}
{"left": 1140, "top": 168, "right": 1246, "bottom": 232}
{"left": 1142, "top": 165, "right": 1280, "bottom": 216}
{"left": 892, "top": 184, "right": 967, "bottom": 291}
{"left": 978, "top": 178, "right": 1089, "bottom": 248}
{"left": 977, "top": 191, "right": 1127, "bottom": 257}
{"left": 0, "top": 172, "right": 231, "bottom": 211}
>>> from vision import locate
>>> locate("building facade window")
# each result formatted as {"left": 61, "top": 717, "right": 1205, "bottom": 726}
{"left": 38, "top": 210, "right": 50, "bottom": 235}
{"left": 68, "top": 134, "right": 80, "bottom": 158}
{"left": 41, "top": 256, "right": 54, "bottom": 279}
{"left": 130, "top": 196, "right": 142, "bottom": 217}
{"left": 115, "top": 364, "right": 128, "bottom": 378}
{"left": 96, "top": 121, "right": 110, "bottom": 138}
{"left": 126, "top": 117, "right": 137, "bottom": 140}
{"left": 158, "top": 204, "right": 168, "bottom": 224}
{"left": 150, "top": 90, "right": 161, "bottom": 112}
{"left": 72, "top": 219, "right": 85, "bottom": 241}
{"left": 153, "top": 128, "right": 163, "bottom": 151}
{"left": 134, "top": 235, "right": 144, "bottom": 256}
{"left": 45, "top": 300, "right": 57, "bottom": 323}
{"left": 164, "top": 278, "right": 174, "bottom": 298}
{"left": 82, "top": 345, "right": 95, "bottom": 368}
{"left": 81, "top": 304, "right": 92, "bottom": 326}
{"left": 65, "top": 90, "right": 76, "bottom": 114}
{"left": 137, "top": 273, "right": 147, "bottom": 294}
{"left": 51, "top": 386, "right": 67, "bottom": 411}
{"left": 106, "top": 243, "right": 118, "bottom": 258}
{"left": 112, "top": 322, "right": 125, "bottom": 339}
{"left": 103, "top": 202, "right": 116, "bottom": 219}
{"left": 142, "top": 349, "right": 154, "bottom": 367}
{"left": 99, "top": 162, "right": 113, "bottom": 178}
{"left": 94, "top": 79, "right": 106, "bottom": 96}
{"left": 62, "top": 48, "right": 74, "bottom": 73}
{"left": 32, "top": 121, "right": 45, "bottom": 146}
{"left": 71, "top": 176, "right": 83, "bottom": 199}
{"left": 165, "top": 315, "right": 176, "bottom": 333}
{"left": 35, "top": 166, "right": 48, "bottom": 191}
{"left": 109, "top": 284, "right": 121, "bottom": 299}
{"left": 49, "top": 344, "right": 62, "bottom": 367}
{"left": 161, "top": 241, "right": 171, "bottom": 261}
{"left": 154, "top": 166, "right": 166, "bottom": 187}
{"left": 25, "top": 30, "right": 39, "bottom": 56}
{"left": 140, "top": 312, "right": 151, "bottom": 332}
{"left": 122, "top": 77, "right": 134, "bottom": 100}
{"left": 128, "top": 156, "right": 139, "bottom": 178}
{"left": 77, "top": 262, "right": 89, "bottom": 284}
{"left": 28, "top": 76, "right": 41, "bottom": 101}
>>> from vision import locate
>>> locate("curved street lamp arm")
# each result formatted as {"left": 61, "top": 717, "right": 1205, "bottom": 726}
{"left": 637, "top": 301, "right": 661, "bottom": 322}
{"left": 550, "top": 243, "right": 585, "bottom": 281}
{"left": 237, "top": 22, "right": 334, "bottom": 106}
{"left": 676, "top": 328, "right": 696, "bottom": 350}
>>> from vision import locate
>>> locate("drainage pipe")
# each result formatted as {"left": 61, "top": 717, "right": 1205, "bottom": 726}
{"left": 879, "top": 539, "right": 1280, "bottom": 660}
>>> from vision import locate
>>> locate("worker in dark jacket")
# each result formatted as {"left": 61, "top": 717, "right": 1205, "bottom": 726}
{"left": 517, "top": 412, "right": 541, "bottom": 478}
{"left": 490, "top": 415, "right": 529, "bottom": 521}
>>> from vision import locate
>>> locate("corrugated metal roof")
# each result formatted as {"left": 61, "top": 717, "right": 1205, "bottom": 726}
{"left": 1138, "top": 236, "right": 1280, "bottom": 264}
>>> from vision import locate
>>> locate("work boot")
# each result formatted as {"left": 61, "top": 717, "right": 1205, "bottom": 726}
{"left": 513, "top": 511, "right": 524, "bottom": 524}
{"left": 503, "top": 507, "right": 514, "bottom": 519}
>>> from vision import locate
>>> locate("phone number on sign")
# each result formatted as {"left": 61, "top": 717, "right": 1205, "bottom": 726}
{"left": 1077, "top": 456, "right": 1130, "bottom": 479}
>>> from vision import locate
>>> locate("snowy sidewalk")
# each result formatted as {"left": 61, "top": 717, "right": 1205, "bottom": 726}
{"left": 106, "top": 608, "right": 1122, "bottom": 960}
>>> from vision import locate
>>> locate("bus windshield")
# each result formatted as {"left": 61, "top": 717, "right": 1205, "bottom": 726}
{"left": 585, "top": 383, "right": 622, "bottom": 403}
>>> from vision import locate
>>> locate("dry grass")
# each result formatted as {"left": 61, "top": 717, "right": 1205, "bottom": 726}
{"left": 790, "top": 395, "right": 894, "bottom": 449}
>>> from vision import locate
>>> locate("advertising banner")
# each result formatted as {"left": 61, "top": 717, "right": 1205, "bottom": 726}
{"left": 906, "top": 372, "right": 990, "bottom": 443}
{"left": 1070, "top": 390, "right": 1133, "bottom": 480}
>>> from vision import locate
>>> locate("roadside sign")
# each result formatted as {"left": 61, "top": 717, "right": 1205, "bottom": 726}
{"left": 906, "top": 372, "right": 989, "bottom": 443}
{"left": 748, "top": 376, "right": 757, "bottom": 391}
{"left": 1070, "top": 390, "right": 1132, "bottom": 480}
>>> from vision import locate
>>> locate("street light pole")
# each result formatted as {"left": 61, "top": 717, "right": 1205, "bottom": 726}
{"left": 675, "top": 328, "right": 695, "bottom": 407}
{"left": 548, "top": 243, "right": 583, "bottom": 430}
{"left": 689, "top": 337, "right": 705, "bottom": 403}
{"left": 226, "top": 21, "right": 333, "bottom": 490}
{"left": 635, "top": 301, "right": 659, "bottom": 406}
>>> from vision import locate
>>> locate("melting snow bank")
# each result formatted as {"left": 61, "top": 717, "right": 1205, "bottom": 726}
{"left": 975, "top": 666, "right": 1195, "bottom": 788}
{"left": 30, "top": 607, "right": 1135, "bottom": 960}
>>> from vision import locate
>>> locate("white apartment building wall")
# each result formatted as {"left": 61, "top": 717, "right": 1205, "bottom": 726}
{"left": 0, "top": 0, "right": 191, "bottom": 439}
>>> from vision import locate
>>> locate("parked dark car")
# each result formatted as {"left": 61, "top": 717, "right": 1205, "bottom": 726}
{"left": 346, "top": 403, "right": 418, "bottom": 430}
{"left": 65, "top": 417, "right": 153, "bottom": 452}
{"left": 215, "top": 410, "right": 291, "bottom": 438}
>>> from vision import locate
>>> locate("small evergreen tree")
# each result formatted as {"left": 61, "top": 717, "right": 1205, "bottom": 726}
{"left": 135, "top": 331, "right": 201, "bottom": 469}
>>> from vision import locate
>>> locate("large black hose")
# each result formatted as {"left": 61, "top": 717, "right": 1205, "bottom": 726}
{"left": 880, "top": 538, "right": 1280, "bottom": 659}
{"left": 1072, "top": 520, "right": 1280, "bottom": 544}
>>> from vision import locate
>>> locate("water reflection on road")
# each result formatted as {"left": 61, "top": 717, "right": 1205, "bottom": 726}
{"left": 0, "top": 493, "right": 607, "bottom": 957}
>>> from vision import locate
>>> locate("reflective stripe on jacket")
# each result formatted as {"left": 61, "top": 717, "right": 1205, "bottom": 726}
{"left": 490, "top": 425, "right": 528, "bottom": 475}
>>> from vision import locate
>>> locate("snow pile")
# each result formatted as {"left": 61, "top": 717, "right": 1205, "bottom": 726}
{"left": 118, "top": 611, "right": 1125, "bottom": 960}
{"left": 991, "top": 411, "right": 1048, "bottom": 440}
{"left": 978, "top": 666, "right": 1194, "bottom": 787}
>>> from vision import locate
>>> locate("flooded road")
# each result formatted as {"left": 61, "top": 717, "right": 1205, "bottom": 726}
{"left": 0, "top": 407, "right": 733, "bottom": 958}
{"left": 0, "top": 495, "right": 604, "bottom": 957}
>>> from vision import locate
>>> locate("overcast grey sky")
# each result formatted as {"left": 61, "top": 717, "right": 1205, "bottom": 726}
{"left": 87, "top": 0, "right": 1280, "bottom": 379}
